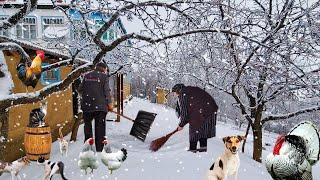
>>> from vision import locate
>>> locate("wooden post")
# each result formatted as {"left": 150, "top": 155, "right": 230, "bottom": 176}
{"left": 116, "top": 74, "right": 121, "bottom": 122}
{"left": 0, "top": 109, "right": 9, "bottom": 161}
{"left": 120, "top": 74, "right": 124, "bottom": 115}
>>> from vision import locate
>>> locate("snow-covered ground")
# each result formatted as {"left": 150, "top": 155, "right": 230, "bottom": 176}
{"left": 2, "top": 98, "right": 320, "bottom": 180}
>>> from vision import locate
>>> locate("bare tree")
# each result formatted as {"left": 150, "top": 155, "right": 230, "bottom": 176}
{"left": 141, "top": 0, "right": 320, "bottom": 162}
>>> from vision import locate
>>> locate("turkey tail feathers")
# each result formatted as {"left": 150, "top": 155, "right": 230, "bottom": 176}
{"left": 289, "top": 121, "right": 320, "bottom": 165}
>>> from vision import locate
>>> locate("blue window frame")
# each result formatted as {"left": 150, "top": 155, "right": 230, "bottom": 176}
{"left": 40, "top": 63, "right": 61, "bottom": 85}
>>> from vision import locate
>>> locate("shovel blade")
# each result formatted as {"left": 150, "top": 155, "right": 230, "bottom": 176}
{"left": 130, "top": 110, "right": 157, "bottom": 142}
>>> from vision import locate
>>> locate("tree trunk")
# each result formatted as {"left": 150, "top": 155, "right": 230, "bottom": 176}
{"left": 70, "top": 112, "right": 83, "bottom": 142}
{"left": 241, "top": 123, "right": 251, "bottom": 153}
{"left": 252, "top": 121, "right": 263, "bottom": 162}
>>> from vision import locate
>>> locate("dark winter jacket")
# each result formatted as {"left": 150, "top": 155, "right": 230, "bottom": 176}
{"left": 78, "top": 70, "right": 111, "bottom": 112}
{"left": 177, "top": 86, "right": 218, "bottom": 141}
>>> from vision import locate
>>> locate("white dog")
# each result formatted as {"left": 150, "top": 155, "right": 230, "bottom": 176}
{"left": 207, "top": 135, "right": 245, "bottom": 180}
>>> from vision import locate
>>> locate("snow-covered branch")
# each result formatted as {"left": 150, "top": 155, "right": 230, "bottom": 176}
{"left": 0, "top": 42, "right": 31, "bottom": 63}
{"left": 0, "top": 63, "right": 92, "bottom": 110}
{"left": 41, "top": 59, "right": 73, "bottom": 72}
{"left": 262, "top": 106, "right": 320, "bottom": 123}
{"left": 93, "top": 0, "right": 197, "bottom": 48}
{"left": 0, "top": 0, "right": 38, "bottom": 30}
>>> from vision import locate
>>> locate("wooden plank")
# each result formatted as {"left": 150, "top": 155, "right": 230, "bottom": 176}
{"left": 116, "top": 74, "right": 121, "bottom": 122}
{"left": 120, "top": 74, "right": 124, "bottom": 115}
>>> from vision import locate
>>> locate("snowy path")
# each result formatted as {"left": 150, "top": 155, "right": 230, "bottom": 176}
{"left": 3, "top": 98, "right": 319, "bottom": 180}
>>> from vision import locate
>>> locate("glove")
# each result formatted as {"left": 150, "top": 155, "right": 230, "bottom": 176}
{"left": 107, "top": 104, "right": 113, "bottom": 111}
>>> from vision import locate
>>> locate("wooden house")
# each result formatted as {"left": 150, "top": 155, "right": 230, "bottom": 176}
{"left": 0, "top": 37, "right": 75, "bottom": 161}
{"left": 156, "top": 87, "right": 170, "bottom": 105}
{"left": 0, "top": 36, "right": 132, "bottom": 161}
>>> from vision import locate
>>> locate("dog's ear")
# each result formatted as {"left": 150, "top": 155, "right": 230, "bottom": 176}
{"left": 223, "top": 136, "right": 230, "bottom": 143}
{"left": 237, "top": 135, "right": 246, "bottom": 141}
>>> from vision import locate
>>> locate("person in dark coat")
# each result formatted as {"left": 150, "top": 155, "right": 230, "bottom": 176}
{"left": 173, "top": 84, "right": 218, "bottom": 153}
{"left": 78, "top": 62, "right": 113, "bottom": 152}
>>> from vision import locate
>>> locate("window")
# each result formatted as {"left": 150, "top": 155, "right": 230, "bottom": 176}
{"left": 42, "top": 17, "right": 64, "bottom": 32}
{"left": 70, "top": 20, "right": 88, "bottom": 40}
{"left": 40, "top": 63, "right": 61, "bottom": 85}
{"left": 0, "top": 16, "right": 9, "bottom": 36}
{"left": 109, "top": 29, "right": 115, "bottom": 40}
{"left": 42, "top": 17, "right": 65, "bottom": 39}
{"left": 16, "top": 17, "right": 37, "bottom": 39}
{"left": 94, "top": 19, "right": 109, "bottom": 41}
{"left": 44, "top": 70, "right": 56, "bottom": 80}
{"left": 102, "top": 32, "right": 108, "bottom": 41}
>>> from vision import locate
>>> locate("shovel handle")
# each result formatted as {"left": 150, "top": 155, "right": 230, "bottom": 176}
{"left": 109, "top": 110, "right": 135, "bottom": 122}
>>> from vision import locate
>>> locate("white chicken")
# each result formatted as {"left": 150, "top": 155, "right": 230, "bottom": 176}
{"left": 265, "top": 121, "right": 320, "bottom": 180}
{"left": 78, "top": 138, "right": 99, "bottom": 174}
{"left": 101, "top": 139, "right": 128, "bottom": 174}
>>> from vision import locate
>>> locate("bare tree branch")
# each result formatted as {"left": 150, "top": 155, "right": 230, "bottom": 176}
{"left": 42, "top": 59, "right": 73, "bottom": 72}
{"left": 262, "top": 106, "right": 320, "bottom": 123}
{"left": 0, "top": 63, "right": 91, "bottom": 110}
{"left": 0, "top": 0, "right": 38, "bottom": 30}
{"left": 0, "top": 42, "right": 31, "bottom": 63}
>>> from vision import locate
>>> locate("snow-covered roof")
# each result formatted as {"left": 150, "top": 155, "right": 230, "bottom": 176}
{"left": 0, "top": 35, "right": 70, "bottom": 59}
{"left": 0, "top": 0, "right": 70, "bottom": 6}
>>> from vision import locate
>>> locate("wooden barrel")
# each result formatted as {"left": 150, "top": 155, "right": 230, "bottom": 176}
{"left": 24, "top": 126, "right": 52, "bottom": 161}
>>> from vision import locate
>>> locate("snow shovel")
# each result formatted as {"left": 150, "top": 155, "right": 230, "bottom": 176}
{"left": 110, "top": 110, "right": 157, "bottom": 142}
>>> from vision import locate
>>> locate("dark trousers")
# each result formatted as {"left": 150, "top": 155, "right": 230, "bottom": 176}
{"left": 190, "top": 138, "right": 207, "bottom": 150}
{"left": 83, "top": 111, "right": 107, "bottom": 152}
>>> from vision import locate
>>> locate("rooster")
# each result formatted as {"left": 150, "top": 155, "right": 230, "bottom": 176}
{"left": 17, "top": 50, "right": 45, "bottom": 88}
{"left": 101, "top": 139, "right": 127, "bottom": 174}
{"left": 265, "top": 121, "right": 320, "bottom": 180}
{"left": 78, "top": 138, "right": 99, "bottom": 174}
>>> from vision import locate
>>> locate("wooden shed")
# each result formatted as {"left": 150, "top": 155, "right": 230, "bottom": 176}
{"left": 0, "top": 37, "right": 74, "bottom": 161}
{"left": 156, "top": 87, "right": 169, "bottom": 104}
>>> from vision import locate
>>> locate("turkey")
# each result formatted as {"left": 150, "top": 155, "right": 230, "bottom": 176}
{"left": 101, "top": 139, "right": 127, "bottom": 174}
{"left": 265, "top": 121, "right": 320, "bottom": 180}
{"left": 78, "top": 138, "right": 99, "bottom": 174}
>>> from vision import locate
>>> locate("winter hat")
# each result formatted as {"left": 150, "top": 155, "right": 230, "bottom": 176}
{"left": 172, "top": 84, "right": 185, "bottom": 93}
{"left": 96, "top": 62, "right": 107, "bottom": 69}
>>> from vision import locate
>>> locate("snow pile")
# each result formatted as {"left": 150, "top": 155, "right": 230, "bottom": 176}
{"left": 0, "top": 51, "right": 14, "bottom": 99}
{"left": 2, "top": 98, "right": 319, "bottom": 179}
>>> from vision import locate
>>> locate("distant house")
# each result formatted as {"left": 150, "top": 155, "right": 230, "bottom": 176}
{"left": 0, "top": 0, "right": 70, "bottom": 48}
{"left": 0, "top": 0, "right": 130, "bottom": 48}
